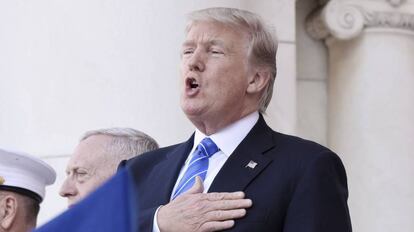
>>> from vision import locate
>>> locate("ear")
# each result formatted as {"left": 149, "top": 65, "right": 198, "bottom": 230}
{"left": 0, "top": 195, "right": 18, "bottom": 230}
{"left": 246, "top": 69, "right": 271, "bottom": 94}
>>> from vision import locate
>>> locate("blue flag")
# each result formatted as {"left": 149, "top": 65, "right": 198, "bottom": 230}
{"left": 35, "top": 168, "right": 137, "bottom": 232}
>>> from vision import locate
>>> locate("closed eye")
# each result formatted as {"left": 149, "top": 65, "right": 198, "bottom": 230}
{"left": 76, "top": 171, "right": 87, "bottom": 176}
{"left": 74, "top": 168, "right": 90, "bottom": 182}
{"left": 211, "top": 50, "right": 223, "bottom": 54}
{"left": 210, "top": 47, "right": 225, "bottom": 55}
{"left": 182, "top": 48, "right": 194, "bottom": 56}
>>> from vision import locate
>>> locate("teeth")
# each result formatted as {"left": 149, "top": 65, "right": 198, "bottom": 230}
{"left": 188, "top": 78, "right": 199, "bottom": 88}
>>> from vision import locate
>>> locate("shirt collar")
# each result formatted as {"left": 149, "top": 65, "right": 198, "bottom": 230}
{"left": 194, "top": 111, "right": 259, "bottom": 157}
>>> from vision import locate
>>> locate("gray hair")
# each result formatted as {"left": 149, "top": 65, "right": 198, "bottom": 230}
{"left": 186, "top": 7, "right": 278, "bottom": 113}
{"left": 80, "top": 128, "right": 159, "bottom": 163}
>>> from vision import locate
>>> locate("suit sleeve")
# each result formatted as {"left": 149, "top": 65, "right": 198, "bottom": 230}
{"left": 137, "top": 207, "right": 158, "bottom": 232}
{"left": 283, "top": 151, "right": 352, "bottom": 232}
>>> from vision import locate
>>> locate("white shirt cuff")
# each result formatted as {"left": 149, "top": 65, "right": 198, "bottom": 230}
{"left": 152, "top": 206, "right": 162, "bottom": 232}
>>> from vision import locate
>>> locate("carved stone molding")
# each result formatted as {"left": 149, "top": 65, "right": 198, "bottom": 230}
{"left": 306, "top": 0, "right": 414, "bottom": 40}
{"left": 365, "top": 11, "right": 414, "bottom": 29}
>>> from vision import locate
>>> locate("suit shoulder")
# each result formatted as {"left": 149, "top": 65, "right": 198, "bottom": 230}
{"left": 267, "top": 131, "right": 348, "bottom": 187}
{"left": 274, "top": 132, "right": 331, "bottom": 153}
{"left": 269, "top": 131, "right": 343, "bottom": 164}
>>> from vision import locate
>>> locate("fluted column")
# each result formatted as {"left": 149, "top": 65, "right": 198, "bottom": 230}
{"left": 306, "top": 0, "right": 414, "bottom": 231}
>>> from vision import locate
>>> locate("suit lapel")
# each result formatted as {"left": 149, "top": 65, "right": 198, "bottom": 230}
{"left": 209, "top": 115, "right": 275, "bottom": 193}
{"left": 146, "top": 135, "right": 194, "bottom": 204}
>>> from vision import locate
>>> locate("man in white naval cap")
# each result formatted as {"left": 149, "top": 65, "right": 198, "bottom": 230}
{"left": 0, "top": 148, "right": 56, "bottom": 232}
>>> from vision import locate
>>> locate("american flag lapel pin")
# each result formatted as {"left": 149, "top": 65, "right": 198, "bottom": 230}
{"left": 245, "top": 160, "right": 258, "bottom": 169}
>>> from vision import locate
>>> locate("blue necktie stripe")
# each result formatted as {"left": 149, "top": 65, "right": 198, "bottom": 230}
{"left": 199, "top": 143, "right": 209, "bottom": 155}
{"left": 188, "top": 156, "right": 206, "bottom": 166}
{"left": 172, "top": 137, "right": 219, "bottom": 199}
{"left": 173, "top": 170, "right": 207, "bottom": 196}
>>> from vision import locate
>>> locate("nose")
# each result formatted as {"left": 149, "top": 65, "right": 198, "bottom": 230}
{"left": 187, "top": 50, "right": 205, "bottom": 72}
{"left": 59, "top": 177, "right": 77, "bottom": 198}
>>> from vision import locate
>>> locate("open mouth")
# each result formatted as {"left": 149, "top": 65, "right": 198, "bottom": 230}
{"left": 186, "top": 78, "right": 199, "bottom": 89}
{"left": 185, "top": 77, "right": 200, "bottom": 96}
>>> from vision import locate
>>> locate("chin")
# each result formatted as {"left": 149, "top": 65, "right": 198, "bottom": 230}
{"left": 182, "top": 107, "right": 201, "bottom": 118}
{"left": 181, "top": 103, "right": 204, "bottom": 118}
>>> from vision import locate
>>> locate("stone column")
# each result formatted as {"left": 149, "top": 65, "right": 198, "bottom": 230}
{"left": 306, "top": 0, "right": 414, "bottom": 231}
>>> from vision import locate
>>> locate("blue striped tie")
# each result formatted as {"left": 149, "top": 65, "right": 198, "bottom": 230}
{"left": 172, "top": 137, "right": 219, "bottom": 199}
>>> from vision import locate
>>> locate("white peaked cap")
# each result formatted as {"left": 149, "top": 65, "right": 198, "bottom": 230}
{"left": 0, "top": 148, "right": 56, "bottom": 202}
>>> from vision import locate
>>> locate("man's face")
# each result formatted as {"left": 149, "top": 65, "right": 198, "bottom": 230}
{"left": 59, "top": 135, "right": 114, "bottom": 207}
{"left": 180, "top": 21, "right": 255, "bottom": 129}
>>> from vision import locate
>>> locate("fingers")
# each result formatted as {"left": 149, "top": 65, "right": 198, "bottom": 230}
{"left": 205, "top": 208, "right": 247, "bottom": 221}
{"left": 202, "top": 191, "right": 245, "bottom": 201}
{"left": 206, "top": 198, "right": 252, "bottom": 211}
{"left": 180, "top": 176, "right": 246, "bottom": 203}
{"left": 160, "top": 188, "right": 252, "bottom": 232}
{"left": 199, "top": 220, "right": 235, "bottom": 232}
{"left": 186, "top": 176, "right": 204, "bottom": 194}
{"left": 197, "top": 208, "right": 248, "bottom": 231}
{"left": 198, "top": 191, "right": 252, "bottom": 211}
{"left": 178, "top": 189, "right": 252, "bottom": 212}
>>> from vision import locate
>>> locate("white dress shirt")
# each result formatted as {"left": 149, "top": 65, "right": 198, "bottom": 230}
{"left": 153, "top": 111, "right": 259, "bottom": 232}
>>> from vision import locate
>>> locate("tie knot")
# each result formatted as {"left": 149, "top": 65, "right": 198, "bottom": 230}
{"left": 198, "top": 137, "right": 219, "bottom": 158}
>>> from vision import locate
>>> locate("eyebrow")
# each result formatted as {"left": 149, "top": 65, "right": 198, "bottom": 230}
{"left": 209, "top": 39, "right": 226, "bottom": 47}
{"left": 182, "top": 39, "right": 226, "bottom": 48}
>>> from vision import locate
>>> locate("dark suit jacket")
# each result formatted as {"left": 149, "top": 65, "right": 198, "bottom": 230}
{"left": 124, "top": 115, "right": 352, "bottom": 231}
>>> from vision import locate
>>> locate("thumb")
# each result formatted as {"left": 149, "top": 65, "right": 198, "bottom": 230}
{"left": 185, "top": 176, "right": 204, "bottom": 194}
